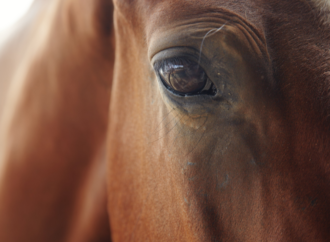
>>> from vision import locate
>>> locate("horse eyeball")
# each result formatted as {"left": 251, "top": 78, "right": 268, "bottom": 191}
{"left": 159, "top": 63, "right": 207, "bottom": 94}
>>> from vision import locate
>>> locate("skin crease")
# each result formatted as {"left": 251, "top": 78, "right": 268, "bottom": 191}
{"left": 0, "top": 0, "right": 330, "bottom": 242}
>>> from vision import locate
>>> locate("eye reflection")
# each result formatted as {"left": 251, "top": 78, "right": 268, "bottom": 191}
{"left": 156, "top": 58, "right": 208, "bottom": 95}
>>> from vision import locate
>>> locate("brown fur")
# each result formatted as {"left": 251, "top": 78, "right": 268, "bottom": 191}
{"left": 1, "top": 0, "right": 330, "bottom": 241}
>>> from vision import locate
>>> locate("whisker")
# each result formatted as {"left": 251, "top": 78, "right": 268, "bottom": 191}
{"left": 198, "top": 22, "right": 228, "bottom": 65}
{"left": 184, "top": 116, "right": 210, "bottom": 157}
{"left": 152, "top": 107, "right": 175, "bottom": 132}
{"left": 150, "top": 110, "right": 181, "bottom": 139}
{"left": 148, "top": 113, "right": 184, "bottom": 144}
{"left": 172, "top": 115, "right": 208, "bottom": 143}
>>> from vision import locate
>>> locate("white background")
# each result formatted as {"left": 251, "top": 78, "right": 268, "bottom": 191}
{"left": 0, "top": 0, "right": 34, "bottom": 32}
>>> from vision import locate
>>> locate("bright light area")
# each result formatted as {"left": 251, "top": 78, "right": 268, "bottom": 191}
{"left": 0, "top": 0, "right": 34, "bottom": 32}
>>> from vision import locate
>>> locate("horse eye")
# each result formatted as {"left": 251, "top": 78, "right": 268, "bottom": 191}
{"left": 158, "top": 60, "right": 207, "bottom": 94}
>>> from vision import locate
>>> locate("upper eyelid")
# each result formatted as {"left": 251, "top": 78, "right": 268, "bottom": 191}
{"left": 151, "top": 46, "right": 205, "bottom": 65}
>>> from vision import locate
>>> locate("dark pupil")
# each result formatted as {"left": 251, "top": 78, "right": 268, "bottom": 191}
{"left": 159, "top": 62, "right": 207, "bottom": 94}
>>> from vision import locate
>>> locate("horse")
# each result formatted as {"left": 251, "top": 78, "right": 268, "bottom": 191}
{"left": 1, "top": 0, "right": 330, "bottom": 241}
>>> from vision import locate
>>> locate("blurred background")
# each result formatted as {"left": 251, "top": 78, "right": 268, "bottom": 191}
{"left": 0, "top": 0, "right": 34, "bottom": 33}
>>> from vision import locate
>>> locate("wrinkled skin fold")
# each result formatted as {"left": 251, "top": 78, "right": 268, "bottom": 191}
{"left": 0, "top": 0, "right": 330, "bottom": 241}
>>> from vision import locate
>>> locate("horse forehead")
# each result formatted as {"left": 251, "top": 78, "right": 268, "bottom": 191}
{"left": 112, "top": 0, "right": 330, "bottom": 31}
{"left": 113, "top": 0, "right": 257, "bottom": 10}
{"left": 113, "top": 0, "right": 263, "bottom": 27}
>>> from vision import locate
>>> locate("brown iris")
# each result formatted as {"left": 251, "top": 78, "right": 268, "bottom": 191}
{"left": 158, "top": 61, "right": 207, "bottom": 94}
